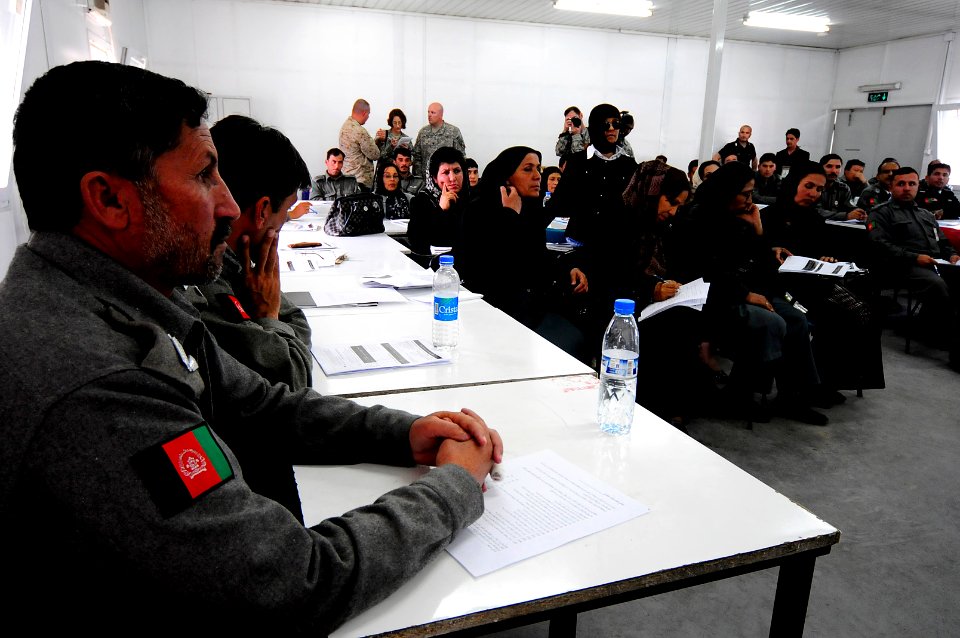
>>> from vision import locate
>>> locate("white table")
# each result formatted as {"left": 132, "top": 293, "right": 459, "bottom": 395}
{"left": 304, "top": 300, "right": 594, "bottom": 397}
{"left": 296, "top": 377, "right": 839, "bottom": 637}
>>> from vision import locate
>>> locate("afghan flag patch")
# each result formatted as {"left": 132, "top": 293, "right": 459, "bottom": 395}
{"left": 132, "top": 423, "right": 234, "bottom": 518}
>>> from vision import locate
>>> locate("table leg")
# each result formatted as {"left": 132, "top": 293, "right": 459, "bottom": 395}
{"left": 769, "top": 553, "right": 817, "bottom": 638}
{"left": 548, "top": 611, "right": 578, "bottom": 638}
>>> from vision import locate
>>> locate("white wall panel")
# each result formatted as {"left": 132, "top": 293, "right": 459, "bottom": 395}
{"left": 833, "top": 35, "right": 949, "bottom": 109}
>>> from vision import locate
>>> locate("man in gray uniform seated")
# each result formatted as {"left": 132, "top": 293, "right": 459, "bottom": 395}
{"left": 310, "top": 146, "right": 360, "bottom": 200}
{"left": 867, "top": 167, "right": 960, "bottom": 369}
{"left": 0, "top": 61, "right": 502, "bottom": 634}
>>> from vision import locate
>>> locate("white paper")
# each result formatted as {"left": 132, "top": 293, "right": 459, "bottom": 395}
{"left": 446, "top": 449, "right": 650, "bottom": 577}
{"left": 639, "top": 277, "right": 710, "bottom": 322}
{"left": 308, "top": 287, "right": 408, "bottom": 307}
{"left": 279, "top": 253, "right": 336, "bottom": 273}
{"left": 404, "top": 289, "right": 484, "bottom": 304}
{"left": 778, "top": 255, "right": 860, "bottom": 278}
{"left": 362, "top": 272, "right": 435, "bottom": 289}
{"left": 313, "top": 338, "right": 450, "bottom": 375}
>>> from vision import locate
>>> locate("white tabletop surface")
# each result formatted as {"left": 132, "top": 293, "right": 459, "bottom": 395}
{"left": 303, "top": 300, "right": 594, "bottom": 397}
{"left": 296, "top": 377, "right": 839, "bottom": 637}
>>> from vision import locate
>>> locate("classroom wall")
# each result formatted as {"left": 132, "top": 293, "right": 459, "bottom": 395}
{"left": 142, "top": 0, "right": 838, "bottom": 176}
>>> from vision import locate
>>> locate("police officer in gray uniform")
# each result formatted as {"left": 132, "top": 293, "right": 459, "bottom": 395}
{"left": 0, "top": 61, "right": 502, "bottom": 634}
{"left": 867, "top": 166, "right": 960, "bottom": 369}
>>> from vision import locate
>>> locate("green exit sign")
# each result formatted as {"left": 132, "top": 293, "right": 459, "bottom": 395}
{"left": 868, "top": 91, "right": 889, "bottom": 103}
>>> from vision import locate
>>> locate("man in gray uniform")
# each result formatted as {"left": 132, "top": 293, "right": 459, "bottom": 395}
{"left": 867, "top": 167, "right": 960, "bottom": 369}
{"left": 310, "top": 147, "right": 360, "bottom": 200}
{"left": 818, "top": 153, "right": 866, "bottom": 221}
{"left": 0, "top": 61, "right": 501, "bottom": 633}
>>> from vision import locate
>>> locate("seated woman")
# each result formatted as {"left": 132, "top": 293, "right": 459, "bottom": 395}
{"left": 457, "top": 146, "right": 588, "bottom": 360}
{"left": 621, "top": 159, "right": 712, "bottom": 427}
{"left": 761, "top": 161, "right": 884, "bottom": 393}
{"left": 374, "top": 159, "right": 412, "bottom": 220}
{"left": 408, "top": 146, "right": 470, "bottom": 256}
{"left": 687, "top": 162, "right": 828, "bottom": 425}
{"left": 464, "top": 158, "right": 480, "bottom": 188}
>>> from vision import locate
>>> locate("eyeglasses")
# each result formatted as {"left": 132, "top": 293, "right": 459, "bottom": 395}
{"left": 604, "top": 120, "right": 621, "bottom": 131}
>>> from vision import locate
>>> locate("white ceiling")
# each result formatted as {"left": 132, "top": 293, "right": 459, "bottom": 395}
{"left": 273, "top": 0, "right": 960, "bottom": 50}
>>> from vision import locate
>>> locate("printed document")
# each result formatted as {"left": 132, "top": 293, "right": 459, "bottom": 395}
{"left": 639, "top": 277, "right": 710, "bottom": 322}
{"left": 778, "top": 255, "right": 864, "bottom": 278}
{"left": 446, "top": 449, "right": 650, "bottom": 577}
{"left": 313, "top": 338, "right": 450, "bottom": 375}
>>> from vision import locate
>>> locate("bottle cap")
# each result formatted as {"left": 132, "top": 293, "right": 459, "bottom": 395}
{"left": 613, "top": 298, "right": 635, "bottom": 315}
{"left": 439, "top": 254, "right": 454, "bottom": 266}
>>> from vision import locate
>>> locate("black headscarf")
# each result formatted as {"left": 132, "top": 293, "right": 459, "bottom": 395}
{"left": 776, "top": 160, "right": 826, "bottom": 208}
{"left": 373, "top": 159, "right": 410, "bottom": 220}
{"left": 693, "top": 161, "right": 755, "bottom": 215}
{"left": 587, "top": 103, "right": 620, "bottom": 155}
{"left": 477, "top": 146, "right": 541, "bottom": 204}
{"left": 623, "top": 159, "right": 691, "bottom": 228}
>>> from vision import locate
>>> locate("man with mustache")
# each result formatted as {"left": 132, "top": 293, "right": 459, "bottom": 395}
{"left": 0, "top": 61, "right": 501, "bottom": 634}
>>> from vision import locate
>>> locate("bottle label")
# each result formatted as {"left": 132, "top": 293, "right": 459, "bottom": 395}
{"left": 433, "top": 296, "right": 458, "bottom": 321}
{"left": 601, "top": 354, "right": 637, "bottom": 376}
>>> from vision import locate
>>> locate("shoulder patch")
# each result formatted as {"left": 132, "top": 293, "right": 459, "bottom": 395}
{"left": 216, "top": 293, "right": 251, "bottom": 321}
{"left": 131, "top": 423, "right": 234, "bottom": 518}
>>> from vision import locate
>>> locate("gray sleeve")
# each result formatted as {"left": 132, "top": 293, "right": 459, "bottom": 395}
{"left": 193, "top": 286, "right": 313, "bottom": 391}
{"left": 867, "top": 207, "right": 916, "bottom": 266}
{"left": 817, "top": 206, "right": 849, "bottom": 221}
{"left": 36, "top": 369, "right": 483, "bottom": 634}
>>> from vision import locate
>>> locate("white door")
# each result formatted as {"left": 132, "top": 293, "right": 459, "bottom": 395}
{"left": 832, "top": 105, "right": 930, "bottom": 175}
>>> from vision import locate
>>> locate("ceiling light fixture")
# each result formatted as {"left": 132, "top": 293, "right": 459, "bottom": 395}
{"left": 743, "top": 11, "right": 829, "bottom": 33}
{"left": 554, "top": 0, "right": 654, "bottom": 19}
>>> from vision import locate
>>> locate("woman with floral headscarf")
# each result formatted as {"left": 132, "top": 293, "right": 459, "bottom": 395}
{"left": 621, "top": 159, "right": 711, "bottom": 427}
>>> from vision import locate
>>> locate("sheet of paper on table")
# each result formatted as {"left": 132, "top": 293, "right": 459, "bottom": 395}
{"left": 299, "top": 287, "right": 409, "bottom": 307}
{"left": 312, "top": 338, "right": 450, "bottom": 375}
{"left": 639, "top": 277, "right": 710, "bottom": 322}
{"left": 362, "top": 272, "right": 435, "bottom": 289}
{"left": 447, "top": 449, "right": 650, "bottom": 577}
{"left": 280, "top": 253, "right": 338, "bottom": 273}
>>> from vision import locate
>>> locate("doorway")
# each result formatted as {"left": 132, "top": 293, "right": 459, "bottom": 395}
{"left": 832, "top": 105, "right": 930, "bottom": 174}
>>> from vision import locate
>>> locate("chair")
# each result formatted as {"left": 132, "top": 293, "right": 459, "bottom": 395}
{"left": 893, "top": 288, "right": 922, "bottom": 354}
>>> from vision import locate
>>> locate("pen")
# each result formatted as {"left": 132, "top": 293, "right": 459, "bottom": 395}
{"left": 933, "top": 263, "right": 941, "bottom": 277}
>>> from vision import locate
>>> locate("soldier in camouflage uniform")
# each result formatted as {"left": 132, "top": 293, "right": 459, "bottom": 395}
{"left": 412, "top": 102, "right": 465, "bottom": 178}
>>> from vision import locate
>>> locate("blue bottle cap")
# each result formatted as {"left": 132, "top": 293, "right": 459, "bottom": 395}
{"left": 613, "top": 298, "right": 635, "bottom": 315}
{"left": 439, "top": 254, "right": 454, "bottom": 266}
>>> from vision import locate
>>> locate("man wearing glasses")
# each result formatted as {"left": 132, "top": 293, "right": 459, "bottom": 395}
{"left": 859, "top": 159, "right": 901, "bottom": 210}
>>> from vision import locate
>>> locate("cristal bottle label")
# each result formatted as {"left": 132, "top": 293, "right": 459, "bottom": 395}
{"left": 433, "top": 296, "right": 458, "bottom": 321}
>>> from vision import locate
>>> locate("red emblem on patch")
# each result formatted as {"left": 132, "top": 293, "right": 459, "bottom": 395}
{"left": 227, "top": 295, "right": 251, "bottom": 320}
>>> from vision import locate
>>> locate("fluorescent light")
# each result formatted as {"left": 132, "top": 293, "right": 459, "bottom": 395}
{"left": 743, "top": 11, "right": 829, "bottom": 33}
{"left": 554, "top": 0, "right": 653, "bottom": 19}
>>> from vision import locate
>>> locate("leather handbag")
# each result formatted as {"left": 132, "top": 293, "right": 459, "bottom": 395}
{"left": 323, "top": 193, "right": 385, "bottom": 236}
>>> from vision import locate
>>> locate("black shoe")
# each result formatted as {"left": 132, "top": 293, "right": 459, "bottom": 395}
{"left": 810, "top": 387, "right": 846, "bottom": 409}
{"left": 774, "top": 399, "right": 829, "bottom": 426}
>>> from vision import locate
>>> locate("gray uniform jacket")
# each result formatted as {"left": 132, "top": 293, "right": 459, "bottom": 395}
{"left": 186, "top": 247, "right": 313, "bottom": 390}
{"left": 556, "top": 128, "right": 590, "bottom": 158}
{"left": 818, "top": 180, "right": 856, "bottom": 221}
{"left": 0, "top": 232, "right": 483, "bottom": 634}
{"left": 311, "top": 172, "right": 360, "bottom": 200}
{"left": 867, "top": 199, "right": 958, "bottom": 274}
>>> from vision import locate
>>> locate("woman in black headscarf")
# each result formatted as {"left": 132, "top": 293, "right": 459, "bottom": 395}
{"left": 408, "top": 146, "right": 471, "bottom": 256}
{"left": 373, "top": 159, "right": 412, "bottom": 220}
{"left": 688, "top": 161, "right": 829, "bottom": 425}
{"left": 457, "top": 146, "right": 588, "bottom": 359}
{"left": 761, "top": 161, "right": 883, "bottom": 393}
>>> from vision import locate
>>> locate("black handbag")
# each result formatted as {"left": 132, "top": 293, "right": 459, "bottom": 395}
{"left": 323, "top": 193, "right": 385, "bottom": 236}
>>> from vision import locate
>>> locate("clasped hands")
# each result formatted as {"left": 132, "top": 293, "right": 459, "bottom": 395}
{"left": 410, "top": 409, "right": 503, "bottom": 486}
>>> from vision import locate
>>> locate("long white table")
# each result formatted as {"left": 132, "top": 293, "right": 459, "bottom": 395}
{"left": 296, "top": 377, "right": 839, "bottom": 637}
{"left": 303, "top": 299, "right": 594, "bottom": 397}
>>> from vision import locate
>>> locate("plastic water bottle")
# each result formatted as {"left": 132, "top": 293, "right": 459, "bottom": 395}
{"left": 598, "top": 299, "right": 639, "bottom": 435}
{"left": 543, "top": 191, "right": 552, "bottom": 206}
{"left": 432, "top": 254, "right": 459, "bottom": 350}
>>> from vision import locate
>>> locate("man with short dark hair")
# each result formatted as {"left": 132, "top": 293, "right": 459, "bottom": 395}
{"left": 687, "top": 158, "right": 699, "bottom": 183}
{"left": 713, "top": 124, "right": 758, "bottom": 170}
{"left": 393, "top": 145, "right": 423, "bottom": 195}
{"left": 310, "top": 147, "right": 359, "bottom": 200}
{"left": 867, "top": 166, "right": 960, "bottom": 369}
{"left": 839, "top": 158, "right": 868, "bottom": 197}
{"left": 0, "top": 61, "right": 501, "bottom": 632}
{"left": 338, "top": 98, "right": 380, "bottom": 189}
{"left": 917, "top": 162, "right": 960, "bottom": 220}
{"left": 859, "top": 159, "right": 900, "bottom": 209}
{"left": 774, "top": 127, "right": 810, "bottom": 176}
{"left": 818, "top": 153, "right": 867, "bottom": 221}
{"left": 752, "top": 152, "right": 781, "bottom": 205}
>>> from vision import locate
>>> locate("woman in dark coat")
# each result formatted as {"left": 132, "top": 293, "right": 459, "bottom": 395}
{"left": 761, "top": 161, "right": 884, "bottom": 392}
{"left": 457, "top": 146, "right": 588, "bottom": 360}
{"left": 687, "top": 161, "right": 829, "bottom": 425}
{"left": 408, "top": 146, "right": 471, "bottom": 256}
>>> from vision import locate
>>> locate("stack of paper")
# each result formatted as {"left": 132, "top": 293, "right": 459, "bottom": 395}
{"left": 639, "top": 277, "right": 710, "bottom": 322}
